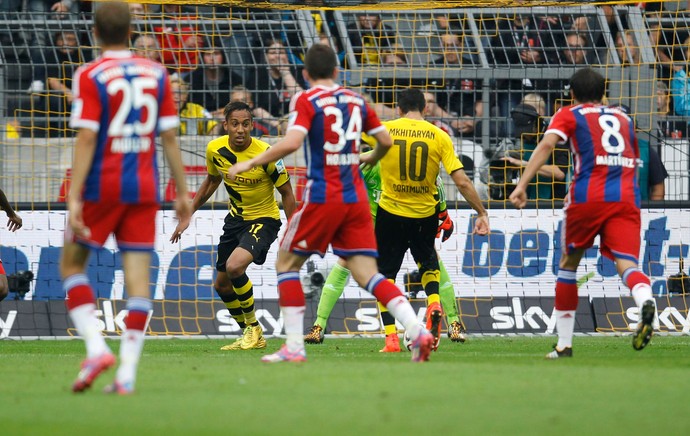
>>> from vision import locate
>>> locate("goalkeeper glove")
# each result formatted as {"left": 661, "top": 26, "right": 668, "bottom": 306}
{"left": 436, "top": 210, "right": 454, "bottom": 242}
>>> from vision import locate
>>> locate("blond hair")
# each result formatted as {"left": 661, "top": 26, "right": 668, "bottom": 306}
{"left": 522, "top": 93, "right": 547, "bottom": 116}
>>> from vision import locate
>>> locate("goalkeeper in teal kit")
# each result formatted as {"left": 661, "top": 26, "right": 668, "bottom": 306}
{"left": 304, "top": 155, "right": 467, "bottom": 351}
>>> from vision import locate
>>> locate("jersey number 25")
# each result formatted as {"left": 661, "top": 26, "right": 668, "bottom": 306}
{"left": 107, "top": 77, "right": 158, "bottom": 137}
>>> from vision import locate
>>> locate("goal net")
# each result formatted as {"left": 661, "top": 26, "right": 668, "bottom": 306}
{"left": 0, "top": 0, "right": 688, "bottom": 338}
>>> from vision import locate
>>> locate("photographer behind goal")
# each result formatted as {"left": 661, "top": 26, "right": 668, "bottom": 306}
{"left": 479, "top": 94, "right": 570, "bottom": 202}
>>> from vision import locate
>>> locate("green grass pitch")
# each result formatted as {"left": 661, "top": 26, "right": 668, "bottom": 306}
{"left": 2, "top": 336, "right": 689, "bottom": 435}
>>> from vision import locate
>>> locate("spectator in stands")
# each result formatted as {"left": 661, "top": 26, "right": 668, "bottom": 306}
{"left": 544, "top": 32, "right": 590, "bottom": 114}
{"left": 616, "top": 30, "right": 640, "bottom": 65}
{"left": 363, "top": 47, "right": 411, "bottom": 107}
{"left": 153, "top": 4, "right": 203, "bottom": 75}
{"left": 251, "top": 38, "right": 306, "bottom": 118}
{"left": 128, "top": 2, "right": 146, "bottom": 16}
{"left": 170, "top": 75, "right": 219, "bottom": 136}
{"left": 573, "top": 4, "right": 624, "bottom": 53}
{"left": 489, "top": 15, "right": 550, "bottom": 66}
{"left": 487, "top": 14, "right": 550, "bottom": 137}
{"left": 318, "top": 30, "right": 350, "bottom": 84}
{"left": 671, "top": 36, "right": 690, "bottom": 117}
{"left": 229, "top": 85, "right": 281, "bottom": 137}
{"left": 42, "top": 30, "right": 86, "bottom": 101}
{"left": 425, "top": 32, "right": 483, "bottom": 138}
{"left": 346, "top": 12, "right": 396, "bottom": 66}
{"left": 319, "top": 31, "right": 345, "bottom": 66}
{"left": 653, "top": 80, "right": 683, "bottom": 201}
{"left": 422, "top": 91, "right": 456, "bottom": 137}
{"left": 418, "top": 13, "right": 464, "bottom": 35}
{"left": 361, "top": 90, "right": 397, "bottom": 121}
{"left": 420, "top": 13, "right": 483, "bottom": 64}
{"left": 2, "top": 1, "right": 82, "bottom": 62}
{"left": 647, "top": 14, "right": 677, "bottom": 80}
{"left": 561, "top": 32, "right": 589, "bottom": 65}
{"left": 132, "top": 34, "right": 161, "bottom": 62}
{"left": 501, "top": 93, "right": 569, "bottom": 202}
{"left": 128, "top": 4, "right": 153, "bottom": 40}
{"left": 32, "top": 30, "right": 90, "bottom": 135}
{"left": 187, "top": 39, "right": 243, "bottom": 118}
{"left": 656, "top": 80, "right": 688, "bottom": 138}
{"left": 477, "top": 93, "right": 568, "bottom": 201}
{"left": 1, "top": 0, "right": 79, "bottom": 15}
{"left": 648, "top": 147, "right": 669, "bottom": 201}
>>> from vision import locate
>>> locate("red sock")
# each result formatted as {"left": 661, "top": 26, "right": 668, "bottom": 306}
{"left": 622, "top": 268, "right": 650, "bottom": 290}
{"left": 277, "top": 272, "right": 305, "bottom": 307}
{"left": 65, "top": 284, "right": 95, "bottom": 311}
{"left": 554, "top": 269, "right": 578, "bottom": 311}
{"left": 125, "top": 310, "right": 148, "bottom": 332}
{"left": 368, "top": 274, "right": 404, "bottom": 306}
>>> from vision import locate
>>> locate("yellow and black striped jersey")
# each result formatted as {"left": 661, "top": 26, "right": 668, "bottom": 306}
{"left": 205, "top": 136, "right": 290, "bottom": 220}
{"left": 378, "top": 117, "right": 462, "bottom": 218}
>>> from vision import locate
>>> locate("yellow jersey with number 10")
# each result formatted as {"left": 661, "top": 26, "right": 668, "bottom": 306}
{"left": 378, "top": 117, "right": 463, "bottom": 218}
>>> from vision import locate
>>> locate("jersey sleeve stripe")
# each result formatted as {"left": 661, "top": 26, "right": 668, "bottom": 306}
{"left": 70, "top": 119, "right": 100, "bottom": 132}
{"left": 545, "top": 128, "right": 568, "bottom": 142}
{"left": 288, "top": 125, "right": 308, "bottom": 135}
{"left": 366, "top": 125, "right": 386, "bottom": 136}
{"left": 159, "top": 116, "right": 180, "bottom": 132}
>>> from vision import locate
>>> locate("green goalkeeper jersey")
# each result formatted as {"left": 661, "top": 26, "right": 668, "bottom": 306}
{"left": 360, "top": 161, "right": 382, "bottom": 219}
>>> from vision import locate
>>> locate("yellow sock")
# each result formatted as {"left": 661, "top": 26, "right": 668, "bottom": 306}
{"left": 219, "top": 293, "right": 245, "bottom": 328}
{"left": 232, "top": 274, "right": 257, "bottom": 325}
{"left": 426, "top": 293, "right": 441, "bottom": 307}
{"left": 421, "top": 269, "right": 440, "bottom": 298}
{"left": 378, "top": 301, "right": 397, "bottom": 335}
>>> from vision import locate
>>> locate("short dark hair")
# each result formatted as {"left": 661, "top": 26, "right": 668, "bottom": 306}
{"left": 223, "top": 101, "right": 253, "bottom": 121}
{"left": 397, "top": 88, "right": 426, "bottom": 114}
{"left": 94, "top": 2, "right": 130, "bottom": 46}
{"left": 569, "top": 68, "right": 605, "bottom": 103}
{"left": 304, "top": 44, "right": 337, "bottom": 80}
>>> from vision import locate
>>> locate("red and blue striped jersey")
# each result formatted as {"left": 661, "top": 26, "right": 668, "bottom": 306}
{"left": 69, "top": 50, "right": 179, "bottom": 204}
{"left": 546, "top": 103, "right": 640, "bottom": 208}
{"left": 287, "top": 85, "right": 385, "bottom": 204}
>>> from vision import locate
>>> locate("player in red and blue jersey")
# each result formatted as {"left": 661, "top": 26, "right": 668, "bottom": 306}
{"left": 228, "top": 43, "right": 434, "bottom": 363}
{"left": 510, "top": 68, "right": 656, "bottom": 358}
{"left": 61, "top": 2, "right": 191, "bottom": 394}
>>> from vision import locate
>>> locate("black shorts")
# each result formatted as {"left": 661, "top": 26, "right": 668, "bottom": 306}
{"left": 375, "top": 206, "right": 438, "bottom": 280}
{"left": 216, "top": 215, "right": 281, "bottom": 272}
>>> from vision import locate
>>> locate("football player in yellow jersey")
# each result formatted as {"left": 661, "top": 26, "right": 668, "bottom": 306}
{"left": 375, "top": 88, "right": 489, "bottom": 350}
{"left": 170, "top": 101, "right": 297, "bottom": 350}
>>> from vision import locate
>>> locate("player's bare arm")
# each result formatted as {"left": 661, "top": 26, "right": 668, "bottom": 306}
{"left": 67, "top": 128, "right": 99, "bottom": 239}
{"left": 276, "top": 180, "right": 297, "bottom": 220}
{"left": 160, "top": 128, "right": 192, "bottom": 235}
{"left": 509, "top": 132, "right": 560, "bottom": 209}
{"left": 227, "top": 129, "right": 305, "bottom": 180}
{"left": 170, "top": 173, "right": 222, "bottom": 243}
{"left": 0, "top": 188, "right": 21, "bottom": 231}
{"left": 359, "top": 129, "right": 392, "bottom": 166}
{"left": 502, "top": 155, "right": 566, "bottom": 181}
{"left": 449, "top": 169, "right": 490, "bottom": 235}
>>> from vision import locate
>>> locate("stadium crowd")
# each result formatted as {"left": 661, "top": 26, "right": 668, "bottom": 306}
{"left": 0, "top": 2, "right": 688, "bottom": 202}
